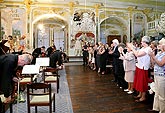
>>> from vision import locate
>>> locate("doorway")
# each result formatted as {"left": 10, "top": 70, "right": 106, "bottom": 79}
{"left": 107, "top": 35, "right": 121, "bottom": 45}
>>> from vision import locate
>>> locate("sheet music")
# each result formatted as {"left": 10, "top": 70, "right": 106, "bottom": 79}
{"left": 22, "top": 65, "right": 40, "bottom": 74}
{"left": 36, "top": 57, "right": 50, "bottom": 66}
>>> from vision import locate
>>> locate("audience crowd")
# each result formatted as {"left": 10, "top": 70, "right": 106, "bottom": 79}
{"left": 81, "top": 36, "right": 165, "bottom": 113}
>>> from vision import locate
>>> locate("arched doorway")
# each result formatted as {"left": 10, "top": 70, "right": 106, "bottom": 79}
{"left": 32, "top": 14, "right": 68, "bottom": 51}
{"left": 100, "top": 16, "right": 129, "bottom": 45}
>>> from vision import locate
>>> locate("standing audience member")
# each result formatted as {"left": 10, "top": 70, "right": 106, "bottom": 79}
{"left": 117, "top": 43, "right": 128, "bottom": 89}
{"left": 96, "top": 42, "right": 103, "bottom": 73}
{"left": 91, "top": 46, "right": 95, "bottom": 70}
{"left": 82, "top": 42, "right": 89, "bottom": 66}
{"left": 150, "top": 41, "right": 159, "bottom": 56}
{"left": 93, "top": 43, "right": 99, "bottom": 70}
{"left": 0, "top": 53, "right": 33, "bottom": 103}
{"left": 120, "top": 43, "right": 136, "bottom": 94}
{"left": 127, "top": 36, "right": 152, "bottom": 102}
{"left": 149, "top": 41, "right": 159, "bottom": 79}
{"left": 109, "top": 39, "right": 120, "bottom": 83}
{"left": 100, "top": 44, "right": 108, "bottom": 75}
{"left": 149, "top": 38, "right": 165, "bottom": 113}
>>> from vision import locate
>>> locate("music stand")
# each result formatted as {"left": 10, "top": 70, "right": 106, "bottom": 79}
{"left": 35, "top": 57, "right": 50, "bottom": 81}
{"left": 22, "top": 65, "right": 40, "bottom": 74}
{"left": 35, "top": 57, "right": 50, "bottom": 67}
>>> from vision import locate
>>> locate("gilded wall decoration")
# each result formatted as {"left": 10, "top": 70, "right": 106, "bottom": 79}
{"left": 100, "top": 11, "right": 129, "bottom": 23}
{"left": 156, "top": 12, "right": 165, "bottom": 34}
{"left": 71, "top": 9, "right": 96, "bottom": 47}
{"left": 32, "top": 8, "right": 68, "bottom": 20}
{"left": 133, "top": 13, "right": 146, "bottom": 41}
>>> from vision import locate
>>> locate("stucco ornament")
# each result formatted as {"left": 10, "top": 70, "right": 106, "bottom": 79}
{"left": 156, "top": 12, "right": 165, "bottom": 34}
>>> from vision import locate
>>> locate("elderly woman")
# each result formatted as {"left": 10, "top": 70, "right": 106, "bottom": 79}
{"left": 127, "top": 36, "right": 152, "bottom": 102}
{"left": 149, "top": 38, "right": 165, "bottom": 113}
{"left": 119, "top": 43, "right": 136, "bottom": 94}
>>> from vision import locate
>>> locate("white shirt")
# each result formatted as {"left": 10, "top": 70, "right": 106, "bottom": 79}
{"left": 136, "top": 46, "right": 151, "bottom": 70}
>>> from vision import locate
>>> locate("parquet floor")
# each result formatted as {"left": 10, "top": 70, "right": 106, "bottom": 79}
{"left": 65, "top": 64, "right": 155, "bottom": 113}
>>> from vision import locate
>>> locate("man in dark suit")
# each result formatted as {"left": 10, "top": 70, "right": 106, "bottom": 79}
{"left": 0, "top": 53, "right": 32, "bottom": 103}
{"left": 31, "top": 46, "right": 46, "bottom": 64}
{"left": 49, "top": 50, "right": 63, "bottom": 68}
{"left": 109, "top": 39, "right": 120, "bottom": 83}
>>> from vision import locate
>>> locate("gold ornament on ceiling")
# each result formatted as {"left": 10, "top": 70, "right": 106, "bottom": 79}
{"left": 33, "top": 8, "right": 66, "bottom": 17}
{"left": 127, "top": 6, "right": 135, "bottom": 18}
{"left": 68, "top": 2, "right": 75, "bottom": 15}
{"left": 127, "top": 6, "right": 135, "bottom": 12}
{"left": 94, "top": 4, "right": 101, "bottom": 17}
{"left": 24, "top": 0, "right": 33, "bottom": 14}
{"left": 100, "top": 12, "right": 108, "bottom": 20}
{"left": 142, "top": 8, "right": 153, "bottom": 22}
{"left": 143, "top": 8, "right": 152, "bottom": 14}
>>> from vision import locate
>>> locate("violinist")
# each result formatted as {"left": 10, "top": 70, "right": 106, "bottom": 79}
{"left": 0, "top": 53, "right": 32, "bottom": 103}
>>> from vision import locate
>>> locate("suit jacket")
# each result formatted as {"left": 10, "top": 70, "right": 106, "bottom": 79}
{"left": 112, "top": 46, "right": 120, "bottom": 66}
{"left": 32, "top": 48, "right": 41, "bottom": 58}
{"left": 111, "top": 46, "right": 120, "bottom": 74}
{"left": 0, "top": 54, "right": 18, "bottom": 97}
{"left": 49, "top": 50, "right": 62, "bottom": 68}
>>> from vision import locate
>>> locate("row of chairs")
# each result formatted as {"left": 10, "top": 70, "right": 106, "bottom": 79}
{"left": 19, "top": 58, "right": 60, "bottom": 113}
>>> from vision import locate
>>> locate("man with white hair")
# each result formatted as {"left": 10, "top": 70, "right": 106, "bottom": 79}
{"left": 109, "top": 39, "right": 120, "bottom": 83}
{"left": 0, "top": 53, "right": 33, "bottom": 104}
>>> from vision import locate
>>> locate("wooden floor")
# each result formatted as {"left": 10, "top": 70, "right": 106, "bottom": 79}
{"left": 65, "top": 63, "right": 155, "bottom": 113}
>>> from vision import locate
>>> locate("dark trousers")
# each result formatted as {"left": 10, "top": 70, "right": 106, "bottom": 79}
{"left": 117, "top": 63, "right": 128, "bottom": 89}
{"left": 112, "top": 64, "right": 119, "bottom": 82}
{"left": 83, "top": 51, "right": 88, "bottom": 65}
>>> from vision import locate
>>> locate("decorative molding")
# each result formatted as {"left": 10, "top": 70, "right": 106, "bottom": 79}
{"left": 68, "top": 2, "right": 75, "bottom": 15}
{"left": 94, "top": 4, "right": 101, "bottom": 17}
{"left": 23, "top": 0, "right": 33, "bottom": 14}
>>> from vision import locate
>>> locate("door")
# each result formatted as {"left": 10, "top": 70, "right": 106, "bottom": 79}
{"left": 107, "top": 35, "right": 121, "bottom": 46}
